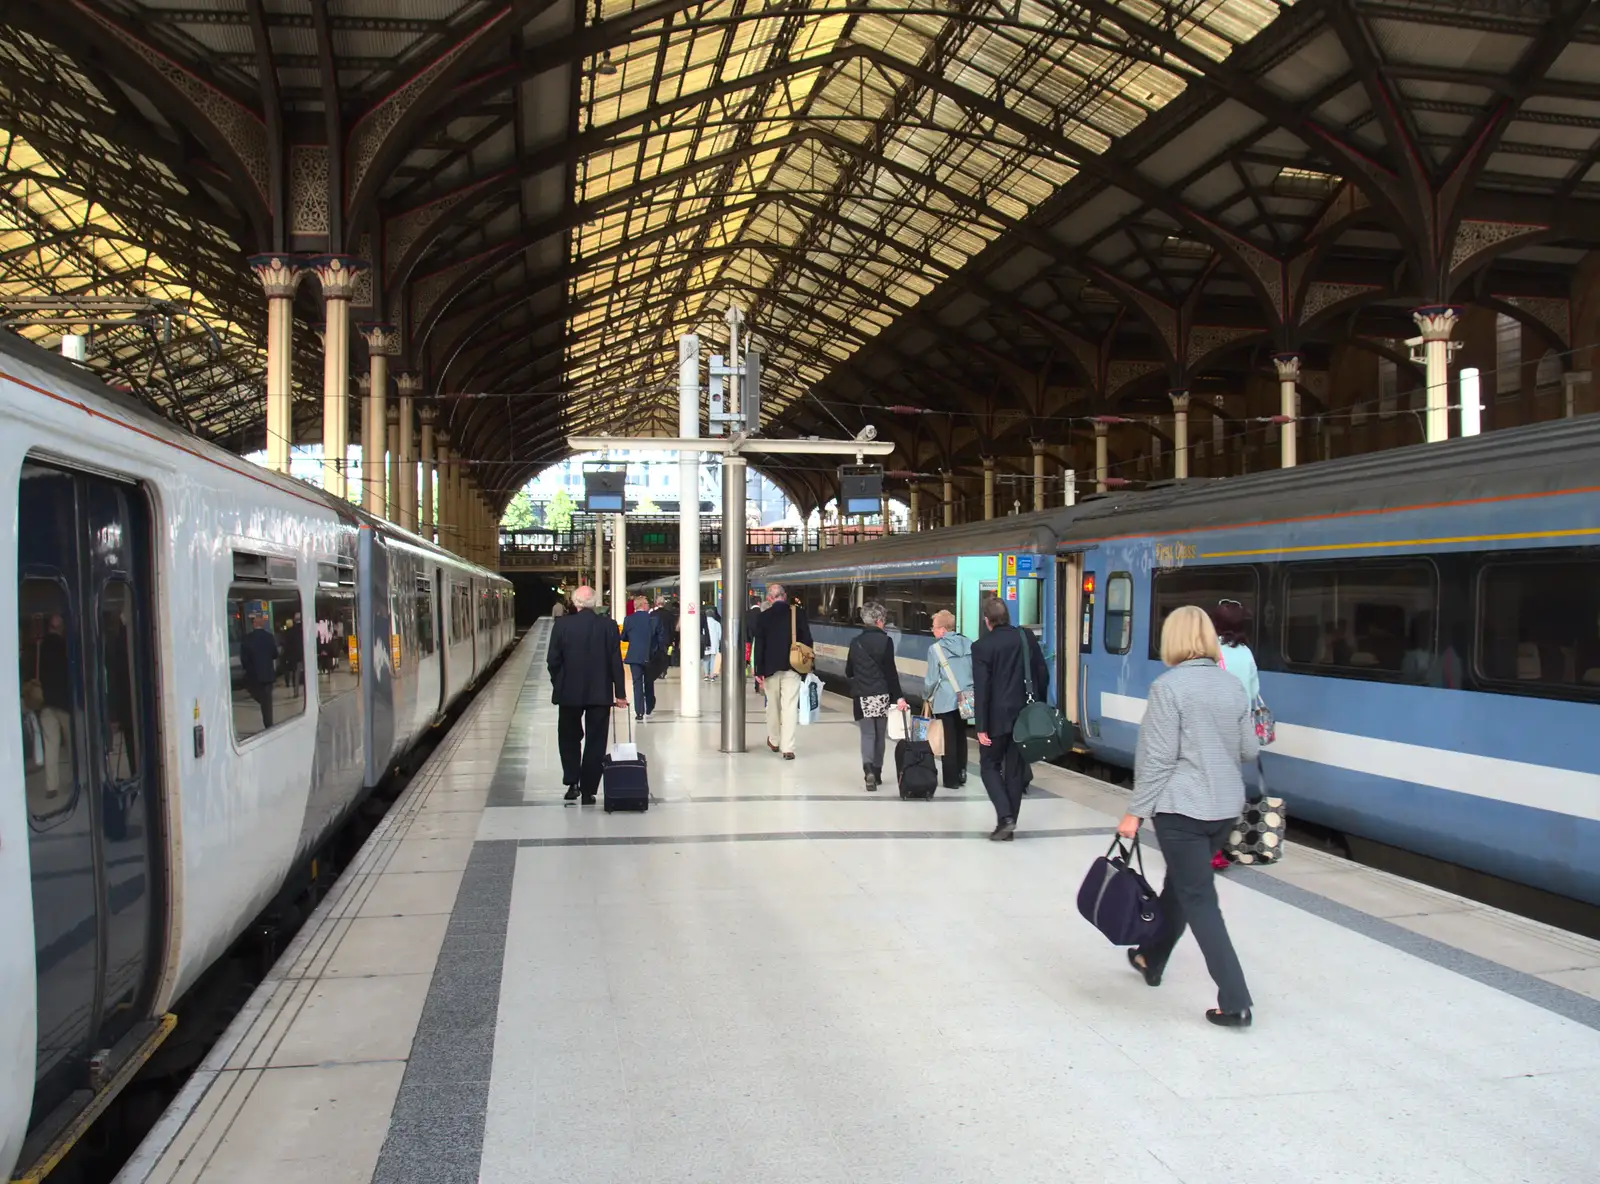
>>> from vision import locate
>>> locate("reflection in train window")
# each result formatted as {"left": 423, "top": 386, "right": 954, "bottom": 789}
{"left": 416, "top": 576, "right": 435, "bottom": 655}
{"left": 20, "top": 578, "right": 78, "bottom": 806}
{"left": 227, "top": 552, "right": 305, "bottom": 740}
{"left": 315, "top": 562, "right": 359, "bottom": 703}
{"left": 99, "top": 580, "right": 139, "bottom": 779}
{"left": 1149, "top": 566, "right": 1259, "bottom": 660}
{"left": 1477, "top": 556, "right": 1600, "bottom": 694}
{"left": 1282, "top": 561, "right": 1437, "bottom": 678}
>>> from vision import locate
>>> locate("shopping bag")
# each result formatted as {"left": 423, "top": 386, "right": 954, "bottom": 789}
{"left": 908, "top": 715, "right": 934, "bottom": 743}
{"left": 1225, "top": 764, "right": 1286, "bottom": 865}
{"left": 886, "top": 709, "right": 908, "bottom": 742}
{"left": 924, "top": 716, "right": 945, "bottom": 758}
{"left": 712, "top": 652, "right": 723, "bottom": 678}
{"left": 797, "top": 673, "right": 822, "bottom": 726}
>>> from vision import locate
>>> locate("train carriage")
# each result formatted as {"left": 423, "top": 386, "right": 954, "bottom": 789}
{"left": 0, "top": 334, "right": 512, "bottom": 1180}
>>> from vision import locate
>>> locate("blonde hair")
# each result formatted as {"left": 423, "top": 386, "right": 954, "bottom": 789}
{"left": 1160, "top": 605, "right": 1220, "bottom": 666}
{"left": 931, "top": 609, "right": 955, "bottom": 632}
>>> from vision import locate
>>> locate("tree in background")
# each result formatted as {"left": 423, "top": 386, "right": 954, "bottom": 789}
{"left": 501, "top": 489, "right": 539, "bottom": 530}
{"left": 634, "top": 496, "right": 661, "bottom": 515}
{"left": 545, "top": 487, "right": 576, "bottom": 532}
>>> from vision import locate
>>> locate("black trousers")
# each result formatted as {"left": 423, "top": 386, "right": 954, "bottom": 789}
{"left": 1135, "top": 814, "right": 1253, "bottom": 1014}
{"left": 979, "top": 732, "right": 1023, "bottom": 824}
{"left": 558, "top": 705, "right": 610, "bottom": 794}
{"left": 246, "top": 680, "right": 274, "bottom": 729}
{"left": 937, "top": 710, "right": 968, "bottom": 788}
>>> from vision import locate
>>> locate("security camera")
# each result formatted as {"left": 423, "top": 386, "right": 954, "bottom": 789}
{"left": 855, "top": 424, "right": 878, "bottom": 442}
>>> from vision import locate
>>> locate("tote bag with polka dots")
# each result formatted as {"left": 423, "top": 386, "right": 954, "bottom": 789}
{"left": 1225, "top": 762, "right": 1286, "bottom": 865}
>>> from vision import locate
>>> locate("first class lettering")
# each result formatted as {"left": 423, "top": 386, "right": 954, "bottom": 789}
{"left": 1154, "top": 541, "right": 1197, "bottom": 567}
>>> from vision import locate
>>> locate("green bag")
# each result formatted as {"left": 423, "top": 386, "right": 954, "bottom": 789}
{"left": 1011, "top": 629, "right": 1067, "bottom": 763}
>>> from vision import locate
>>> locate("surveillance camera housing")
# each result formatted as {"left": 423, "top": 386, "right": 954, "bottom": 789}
{"left": 856, "top": 424, "right": 878, "bottom": 442}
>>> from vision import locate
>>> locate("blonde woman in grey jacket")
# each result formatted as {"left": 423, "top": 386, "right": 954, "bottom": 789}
{"left": 1118, "top": 605, "right": 1260, "bottom": 1028}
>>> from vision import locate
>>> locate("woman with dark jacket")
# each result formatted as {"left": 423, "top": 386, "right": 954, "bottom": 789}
{"left": 846, "top": 601, "right": 907, "bottom": 791}
{"left": 1118, "top": 605, "right": 1261, "bottom": 1028}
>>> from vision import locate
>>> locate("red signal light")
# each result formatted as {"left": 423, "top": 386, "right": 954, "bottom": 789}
{"left": 1082, "top": 574, "right": 1096, "bottom": 595}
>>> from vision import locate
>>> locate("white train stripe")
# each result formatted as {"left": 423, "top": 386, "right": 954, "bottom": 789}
{"left": 1098, "top": 692, "right": 1600, "bottom": 824}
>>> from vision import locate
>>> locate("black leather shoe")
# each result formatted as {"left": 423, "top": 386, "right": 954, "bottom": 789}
{"left": 563, "top": 785, "right": 580, "bottom": 804}
{"left": 989, "top": 818, "right": 1016, "bottom": 842}
{"left": 1128, "top": 949, "right": 1162, "bottom": 987}
{"left": 581, "top": 793, "right": 596, "bottom": 806}
{"left": 1206, "top": 1008, "right": 1252, "bottom": 1028}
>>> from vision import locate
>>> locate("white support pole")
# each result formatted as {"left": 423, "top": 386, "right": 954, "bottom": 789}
{"left": 1460, "top": 367, "right": 1482, "bottom": 438}
{"left": 593, "top": 516, "right": 604, "bottom": 603}
{"left": 611, "top": 512, "right": 626, "bottom": 628}
{"left": 1414, "top": 307, "right": 1458, "bottom": 444}
{"left": 678, "top": 334, "right": 701, "bottom": 719}
{"left": 1273, "top": 354, "right": 1301, "bottom": 468}
{"left": 1093, "top": 421, "right": 1109, "bottom": 492}
{"left": 1170, "top": 391, "right": 1190, "bottom": 479}
{"left": 1063, "top": 469, "right": 1077, "bottom": 507}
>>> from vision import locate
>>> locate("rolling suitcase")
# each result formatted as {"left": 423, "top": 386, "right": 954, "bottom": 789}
{"left": 602, "top": 711, "right": 649, "bottom": 813}
{"left": 895, "top": 739, "right": 939, "bottom": 800}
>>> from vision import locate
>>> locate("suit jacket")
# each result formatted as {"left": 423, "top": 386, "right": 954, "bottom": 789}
{"left": 620, "top": 610, "right": 657, "bottom": 667}
{"left": 751, "top": 598, "right": 813, "bottom": 678}
{"left": 971, "top": 623, "right": 1049, "bottom": 737}
{"left": 548, "top": 609, "right": 626, "bottom": 706}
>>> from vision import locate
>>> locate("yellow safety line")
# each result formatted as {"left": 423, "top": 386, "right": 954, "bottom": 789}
{"left": 13, "top": 1013, "right": 178, "bottom": 1184}
{"left": 1200, "top": 527, "right": 1600, "bottom": 559}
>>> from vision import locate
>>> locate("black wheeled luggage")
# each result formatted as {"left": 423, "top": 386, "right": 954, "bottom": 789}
{"left": 601, "top": 711, "right": 649, "bottom": 813}
{"left": 895, "top": 739, "right": 938, "bottom": 800}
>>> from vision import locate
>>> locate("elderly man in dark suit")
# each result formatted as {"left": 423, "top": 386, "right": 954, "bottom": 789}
{"left": 547, "top": 585, "right": 627, "bottom": 805}
{"left": 971, "top": 595, "right": 1049, "bottom": 841}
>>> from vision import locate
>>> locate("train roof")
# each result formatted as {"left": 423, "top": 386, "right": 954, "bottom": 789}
{"left": 752, "top": 510, "right": 1061, "bottom": 582}
{"left": 1050, "top": 412, "right": 1600, "bottom": 545}
{"left": 0, "top": 331, "right": 505, "bottom": 582}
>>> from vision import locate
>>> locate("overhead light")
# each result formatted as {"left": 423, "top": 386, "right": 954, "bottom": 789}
{"left": 1161, "top": 235, "right": 1212, "bottom": 259}
{"left": 1272, "top": 166, "right": 1339, "bottom": 199}
{"left": 595, "top": 50, "right": 618, "bottom": 76}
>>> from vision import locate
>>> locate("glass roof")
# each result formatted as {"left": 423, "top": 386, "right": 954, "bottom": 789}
{"left": 564, "top": 0, "right": 1287, "bottom": 431}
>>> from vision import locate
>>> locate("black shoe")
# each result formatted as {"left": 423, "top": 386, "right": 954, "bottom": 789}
{"left": 581, "top": 792, "right": 596, "bottom": 806}
{"left": 563, "top": 785, "right": 580, "bottom": 804}
{"left": 1206, "top": 1008, "right": 1252, "bottom": 1028}
{"left": 1128, "top": 949, "right": 1162, "bottom": 987}
{"left": 635, "top": 714, "right": 644, "bottom": 722}
{"left": 864, "top": 765, "right": 878, "bottom": 791}
{"left": 989, "top": 818, "right": 1016, "bottom": 842}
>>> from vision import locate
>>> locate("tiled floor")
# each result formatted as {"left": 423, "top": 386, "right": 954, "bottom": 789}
{"left": 122, "top": 619, "right": 1600, "bottom": 1184}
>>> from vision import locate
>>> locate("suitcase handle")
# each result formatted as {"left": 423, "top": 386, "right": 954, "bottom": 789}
{"left": 611, "top": 706, "right": 634, "bottom": 746}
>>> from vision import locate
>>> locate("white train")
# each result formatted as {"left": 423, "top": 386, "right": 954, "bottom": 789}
{"left": 0, "top": 333, "right": 513, "bottom": 1179}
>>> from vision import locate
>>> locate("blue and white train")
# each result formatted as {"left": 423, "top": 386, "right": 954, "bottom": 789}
{"left": 756, "top": 417, "right": 1600, "bottom": 908}
{"left": 0, "top": 334, "right": 513, "bottom": 1181}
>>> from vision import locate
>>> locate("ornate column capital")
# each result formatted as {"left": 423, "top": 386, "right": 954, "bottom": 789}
{"left": 395, "top": 372, "right": 423, "bottom": 398}
{"left": 1411, "top": 306, "right": 1460, "bottom": 342}
{"left": 1030, "top": 439, "right": 1045, "bottom": 455}
{"left": 982, "top": 455, "right": 995, "bottom": 469}
{"left": 357, "top": 375, "right": 372, "bottom": 396}
{"left": 248, "top": 253, "right": 306, "bottom": 299}
{"left": 309, "top": 254, "right": 369, "bottom": 301}
{"left": 1272, "top": 352, "right": 1302, "bottom": 383}
{"left": 358, "top": 321, "right": 401, "bottom": 355}
{"left": 419, "top": 404, "right": 436, "bottom": 425}
{"left": 1092, "top": 419, "right": 1109, "bottom": 438}
{"left": 1169, "top": 390, "right": 1191, "bottom": 412}
{"left": 386, "top": 406, "right": 400, "bottom": 425}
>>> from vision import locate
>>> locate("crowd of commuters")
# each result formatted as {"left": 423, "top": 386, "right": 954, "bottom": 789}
{"left": 543, "top": 582, "right": 1259, "bottom": 1028}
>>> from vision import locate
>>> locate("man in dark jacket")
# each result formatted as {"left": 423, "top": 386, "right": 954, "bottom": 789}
{"left": 239, "top": 612, "right": 279, "bottom": 730}
{"left": 620, "top": 595, "right": 659, "bottom": 720}
{"left": 971, "top": 595, "right": 1049, "bottom": 841}
{"left": 751, "top": 583, "right": 813, "bottom": 758}
{"left": 547, "top": 585, "right": 628, "bottom": 804}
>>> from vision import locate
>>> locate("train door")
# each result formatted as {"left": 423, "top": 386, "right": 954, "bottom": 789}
{"left": 18, "top": 460, "right": 161, "bottom": 1131}
{"left": 1066, "top": 557, "right": 1099, "bottom": 740}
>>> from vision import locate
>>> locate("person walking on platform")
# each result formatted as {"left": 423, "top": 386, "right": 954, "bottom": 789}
{"left": 621, "top": 595, "right": 659, "bottom": 720}
{"left": 923, "top": 610, "right": 974, "bottom": 790}
{"left": 846, "top": 601, "right": 908, "bottom": 790}
{"left": 702, "top": 606, "right": 722, "bottom": 681}
{"left": 547, "top": 585, "right": 628, "bottom": 805}
{"left": 752, "top": 582, "right": 813, "bottom": 760}
{"left": 971, "top": 596, "right": 1048, "bottom": 841}
{"left": 1119, "top": 605, "right": 1259, "bottom": 1028}
{"left": 1209, "top": 599, "right": 1260, "bottom": 870}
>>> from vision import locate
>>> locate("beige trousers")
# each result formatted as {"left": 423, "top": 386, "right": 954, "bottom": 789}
{"left": 764, "top": 668, "right": 802, "bottom": 754}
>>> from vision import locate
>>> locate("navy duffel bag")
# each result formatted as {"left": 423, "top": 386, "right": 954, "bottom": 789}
{"left": 1077, "top": 835, "right": 1164, "bottom": 946}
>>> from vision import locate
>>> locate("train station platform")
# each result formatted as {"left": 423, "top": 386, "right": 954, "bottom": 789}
{"left": 119, "top": 620, "right": 1600, "bottom": 1184}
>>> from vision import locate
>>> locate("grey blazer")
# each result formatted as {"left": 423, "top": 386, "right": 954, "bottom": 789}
{"left": 1129, "top": 658, "right": 1260, "bottom": 822}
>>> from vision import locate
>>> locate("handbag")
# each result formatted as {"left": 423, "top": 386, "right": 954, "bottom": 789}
{"left": 931, "top": 641, "right": 975, "bottom": 724}
{"left": 1225, "top": 760, "right": 1286, "bottom": 865}
{"left": 1076, "top": 835, "right": 1165, "bottom": 947}
{"left": 788, "top": 603, "right": 815, "bottom": 675}
{"left": 1011, "top": 629, "right": 1067, "bottom": 762}
{"left": 923, "top": 713, "right": 945, "bottom": 757}
{"left": 1252, "top": 693, "right": 1276, "bottom": 745}
{"left": 886, "top": 708, "right": 908, "bottom": 742}
{"left": 798, "top": 673, "right": 822, "bottom": 726}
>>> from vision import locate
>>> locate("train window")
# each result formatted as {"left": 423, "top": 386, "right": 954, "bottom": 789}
{"left": 1281, "top": 561, "right": 1438, "bottom": 678}
{"left": 99, "top": 580, "right": 140, "bottom": 780}
{"left": 415, "top": 576, "right": 435, "bottom": 655}
{"left": 1477, "top": 555, "right": 1600, "bottom": 695}
{"left": 20, "top": 579, "right": 79, "bottom": 805}
{"left": 315, "top": 588, "right": 359, "bottom": 704}
{"left": 226, "top": 553, "right": 305, "bottom": 740}
{"left": 449, "top": 582, "right": 471, "bottom": 642}
{"left": 1148, "top": 566, "right": 1259, "bottom": 660}
{"left": 1104, "top": 573, "right": 1133, "bottom": 654}
{"left": 875, "top": 578, "right": 954, "bottom": 634}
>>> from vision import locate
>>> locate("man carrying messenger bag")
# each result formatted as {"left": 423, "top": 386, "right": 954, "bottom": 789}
{"left": 971, "top": 595, "right": 1054, "bottom": 841}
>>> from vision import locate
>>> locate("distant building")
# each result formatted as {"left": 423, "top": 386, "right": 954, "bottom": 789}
{"left": 525, "top": 451, "right": 791, "bottom": 524}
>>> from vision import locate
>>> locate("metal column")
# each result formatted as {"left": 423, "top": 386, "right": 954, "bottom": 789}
{"left": 1414, "top": 307, "right": 1458, "bottom": 444}
{"left": 250, "top": 255, "right": 303, "bottom": 477}
{"left": 720, "top": 454, "right": 747, "bottom": 753}
{"left": 611, "top": 513, "right": 626, "bottom": 624}
{"left": 419, "top": 407, "right": 435, "bottom": 542}
{"left": 593, "top": 516, "right": 605, "bottom": 602}
{"left": 1170, "top": 391, "right": 1190, "bottom": 478}
{"left": 1273, "top": 354, "right": 1301, "bottom": 467}
{"left": 678, "top": 334, "right": 701, "bottom": 719}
